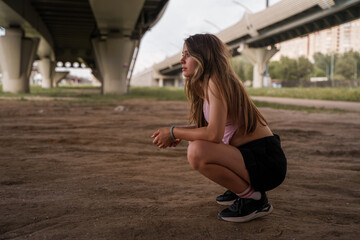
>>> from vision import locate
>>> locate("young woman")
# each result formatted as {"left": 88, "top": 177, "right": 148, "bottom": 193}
{"left": 151, "top": 34, "right": 287, "bottom": 223}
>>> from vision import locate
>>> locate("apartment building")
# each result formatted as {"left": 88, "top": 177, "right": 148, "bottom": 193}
{"left": 272, "top": 18, "right": 360, "bottom": 61}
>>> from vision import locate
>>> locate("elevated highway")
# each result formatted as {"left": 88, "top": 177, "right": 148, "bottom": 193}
{"left": 0, "top": 0, "right": 168, "bottom": 94}
{"left": 153, "top": 0, "right": 360, "bottom": 88}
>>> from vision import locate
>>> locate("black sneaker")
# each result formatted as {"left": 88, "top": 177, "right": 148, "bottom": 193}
{"left": 218, "top": 192, "right": 273, "bottom": 222}
{"left": 216, "top": 190, "right": 239, "bottom": 205}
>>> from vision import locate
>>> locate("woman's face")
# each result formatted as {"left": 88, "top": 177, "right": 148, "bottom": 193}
{"left": 180, "top": 44, "right": 198, "bottom": 77}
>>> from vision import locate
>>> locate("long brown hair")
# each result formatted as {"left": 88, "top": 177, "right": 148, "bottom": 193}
{"left": 184, "top": 33, "right": 267, "bottom": 135}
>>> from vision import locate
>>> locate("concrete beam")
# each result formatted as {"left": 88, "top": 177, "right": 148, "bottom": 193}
{"left": 89, "top": 0, "right": 145, "bottom": 36}
{"left": 245, "top": 0, "right": 356, "bottom": 47}
{"left": 0, "top": 0, "right": 54, "bottom": 61}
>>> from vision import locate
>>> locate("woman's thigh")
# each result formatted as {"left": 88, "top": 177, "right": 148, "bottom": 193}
{"left": 188, "top": 140, "right": 250, "bottom": 183}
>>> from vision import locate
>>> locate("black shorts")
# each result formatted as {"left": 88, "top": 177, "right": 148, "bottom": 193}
{"left": 238, "top": 134, "right": 287, "bottom": 192}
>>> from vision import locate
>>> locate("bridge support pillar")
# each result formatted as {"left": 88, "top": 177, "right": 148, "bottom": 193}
{"left": 38, "top": 57, "right": 55, "bottom": 88}
{"left": 91, "top": 69, "right": 103, "bottom": 92}
{"left": 0, "top": 28, "right": 39, "bottom": 93}
{"left": 158, "top": 78, "right": 164, "bottom": 87}
{"left": 54, "top": 71, "right": 69, "bottom": 86}
{"left": 241, "top": 45, "right": 278, "bottom": 88}
{"left": 92, "top": 35, "right": 136, "bottom": 94}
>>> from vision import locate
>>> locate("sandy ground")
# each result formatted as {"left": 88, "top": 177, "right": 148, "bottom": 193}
{"left": 0, "top": 98, "right": 359, "bottom": 240}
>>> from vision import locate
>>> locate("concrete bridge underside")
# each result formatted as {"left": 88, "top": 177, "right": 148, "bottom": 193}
{"left": 0, "top": 0, "right": 168, "bottom": 94}
{"left": 153, "top": 0, "right": 360, "bottom": 88}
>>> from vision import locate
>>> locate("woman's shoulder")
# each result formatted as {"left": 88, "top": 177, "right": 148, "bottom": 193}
{"left": 207, "top": 77, "right": 222, "bottom": 98}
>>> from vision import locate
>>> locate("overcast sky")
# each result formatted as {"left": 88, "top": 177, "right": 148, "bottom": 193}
{"left": 133, "top": 0, "right": 281, "bottom": 73}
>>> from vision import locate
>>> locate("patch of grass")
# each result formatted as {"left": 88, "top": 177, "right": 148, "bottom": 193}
{"left": 0, "top": 85, "right": 187, "bottom": 105}
{"left": 66, "top": 86, "right": 187, "bottom": 105}
{"left": 246, "top": 87, "right": 360, "bottom": 102}
{"left": 0, "top": 84, "right": 356, "bottom": 113}
{"left": 30, "top": 85, "right": 101, "bottom": 97}
{"left": 127, "top": 87, "right": 187, "bottom": 101}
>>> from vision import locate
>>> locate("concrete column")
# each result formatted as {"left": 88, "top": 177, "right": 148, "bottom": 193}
{"left": 241, "top": 45, "right": 278, "bottom": 88}
{"left": 38, "top": 57, "right": 54, "bottom": 88}
{"left": 54, "top": 71, "right": 69, "bottom": 86}
{"left": 0, "top": 65, "right": 2, "bottom": 85}
{"left": 0, "top": 28, "right": 39, "bottom": 93}
{"left": 92, "top": 35, "right": 136, "bottom": 94}
{"left": 91, "top": 69, "right": 103, "bottom": 91}
{"left": 158, "top": 78, "right": 164, "bottom": 87}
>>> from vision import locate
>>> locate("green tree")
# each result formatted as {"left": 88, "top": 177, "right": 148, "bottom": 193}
{"left": 313, "top": 52, "right": 331, "bottom": 78}
{"left": 269, "top": 61, "right": 282, "bottom": 80}
{"left": 230, "top": 56, "right": 253, "bottom": 81}
{"left": 335, "top": 51, "right": 356, "bottom": 81}
{"left": 312, "top": 66, "right": 326, "bottom": 77}
{"left": 269, "top": 56, "right": 298, "bottom": 86}
{"left": 244, "top": 63, "right": 253, "bottom": 81}
{"left": 297, "top": 56, "right": 313, "bottom": 86}
{"left": 354, "top": 51, "right": 360, "bottom": 83}
{"left": 231, "top": 56, "right": 245, "bottom": 80}
{"left": 312, "top": 51, "right": 360, "bottom": 85}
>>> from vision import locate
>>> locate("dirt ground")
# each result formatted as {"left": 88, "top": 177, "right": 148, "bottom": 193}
{"left": 0, "top": 98, "right": 359, "bottom": 240}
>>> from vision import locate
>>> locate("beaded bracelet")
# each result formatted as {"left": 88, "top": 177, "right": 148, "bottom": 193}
{"left": 170, "top": 125, "right": 176, "bottom": 140}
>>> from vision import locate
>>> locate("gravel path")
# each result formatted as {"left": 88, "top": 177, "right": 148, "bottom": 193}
{"left": 252, "top": 96, "right": 360, "bottom": 112}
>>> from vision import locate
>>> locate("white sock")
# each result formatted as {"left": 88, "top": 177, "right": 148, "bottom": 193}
{"left": 237, "top": 185, "right": 262, "bottom": 200}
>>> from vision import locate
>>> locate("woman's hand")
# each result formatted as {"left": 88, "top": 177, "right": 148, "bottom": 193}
{"left": 170, "top": 139, "right": 182, "bottom": 147}
{"left": 151, "top": 127, "right": 178, "bottom": 149}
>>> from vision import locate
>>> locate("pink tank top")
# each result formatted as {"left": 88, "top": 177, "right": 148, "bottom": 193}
{"left": 203, "top": 100, "right": 238, "bottom": 145}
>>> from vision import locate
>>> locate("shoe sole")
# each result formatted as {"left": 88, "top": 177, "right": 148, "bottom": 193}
{"left": 216, "top": 200, "right": 237, "bottom": 206}
{"left": 218, "top": 203, "right": 273, "bottom": 223}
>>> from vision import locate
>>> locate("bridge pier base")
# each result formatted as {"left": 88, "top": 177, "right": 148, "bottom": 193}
{"left": 54, "top": 71, "right": 69, "bottom": 86}
{"left": 92, "top": 35, "right": 136, "bottom": 94}
{"left": 241, "top": 45, "right": 278, "bottom": 88}
{"left": 0, "top": 28, "right": 39, "bottom": 93}
{"left": 91, "top": 69, "right": 103, "bottom": 92}
{"left": 38, "top": 57, "right": 55, "bottom": 88}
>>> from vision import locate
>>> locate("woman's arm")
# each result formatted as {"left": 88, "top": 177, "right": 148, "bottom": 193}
{"left": 173, "top": 125, "right": 196, "bottom": 129}
{"left": 152, "top": 79, "right": 227, "bottom": 148}
{"left": 151, "top": 125, "right": 195, "bottom": 148}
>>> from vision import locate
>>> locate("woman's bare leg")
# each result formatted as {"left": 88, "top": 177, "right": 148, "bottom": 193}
{"left": 187, "top": 140, "right": 251, "bottom": 193}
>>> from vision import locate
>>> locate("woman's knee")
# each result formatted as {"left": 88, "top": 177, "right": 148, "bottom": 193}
{"left": 187, "top": 140, "right": 208, "bottom": 170}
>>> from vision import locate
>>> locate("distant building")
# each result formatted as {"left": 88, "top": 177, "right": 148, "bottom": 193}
{"left": 131, "top": 68, "right": 159, "bottom": 87}
{"left": 272, "top": 19, "right": 360, "bottom": 61}
{"left": 131, "top": 68, "right": 184, "bottom": 87}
